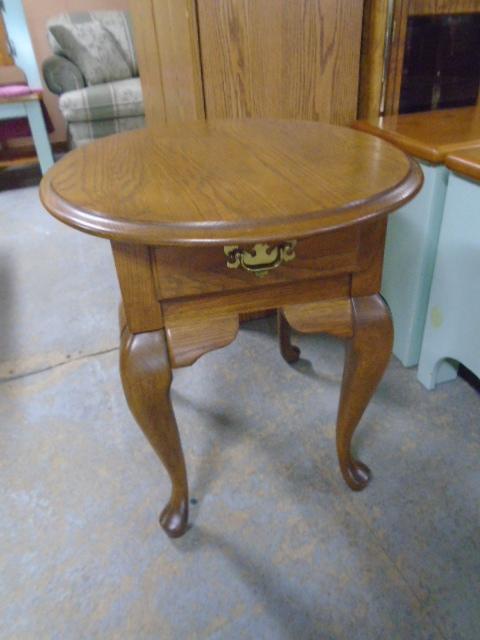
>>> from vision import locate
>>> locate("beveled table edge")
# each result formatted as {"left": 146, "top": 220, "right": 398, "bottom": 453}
{"left": 445, "top": 147, "right": 480, "bottom": 183}
{"left": 39, "top": 150, "right": 423, "bottom": 247}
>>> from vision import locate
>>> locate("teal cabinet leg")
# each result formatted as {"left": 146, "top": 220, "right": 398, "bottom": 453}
{"left": 25, "top": 100, "right": 54, "bottom": 174}
{"left": 416, "top": 354, "right": 458, "bottom": 391}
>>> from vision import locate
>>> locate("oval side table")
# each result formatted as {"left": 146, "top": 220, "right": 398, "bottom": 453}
{"left": 40, "top": 119, "right": 422, "bottom": 538}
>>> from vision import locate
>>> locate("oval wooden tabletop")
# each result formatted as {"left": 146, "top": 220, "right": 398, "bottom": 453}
{"left": 446, "top": 146, "right": 480, "bottom": 182}
{"left": 40, "top": 119, "right": 422, "bottom": 245}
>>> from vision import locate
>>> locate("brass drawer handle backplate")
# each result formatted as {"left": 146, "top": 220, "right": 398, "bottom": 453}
{"left": 224, "top": 241, "right": 297, "bottom": 277}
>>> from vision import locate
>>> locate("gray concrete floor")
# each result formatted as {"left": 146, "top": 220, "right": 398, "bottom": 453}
{"left": 0, "top": 185, "right": 479, "bottom": 640}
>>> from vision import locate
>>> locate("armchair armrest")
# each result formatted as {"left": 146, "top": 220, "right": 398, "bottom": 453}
{"left": 42, "top": 55, "right": 86, "bottom": 95}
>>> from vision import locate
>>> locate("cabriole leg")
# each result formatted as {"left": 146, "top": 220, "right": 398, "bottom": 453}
{"left": 336, "top": 295, "right": 393, "bottom": 490}
{"left": 278, "top": 310, "right": 301, "bottom": 364}
{"left": 120, "top": 324, "right": 189, "bottom": 538}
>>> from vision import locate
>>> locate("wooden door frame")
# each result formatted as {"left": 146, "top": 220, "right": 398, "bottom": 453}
{"left": 384, "top": 0, "right": 480, "bottom": 115}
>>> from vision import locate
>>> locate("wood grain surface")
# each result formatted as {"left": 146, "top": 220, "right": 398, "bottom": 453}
{"left": 150, "top": 0, "right": 205, "bottom": 122}
{"left": 111, "top": 242, "right": 163, "bottom": 334}
{"left": 196, "top": 0, "right": 363, "bottom": 125}
{"left": 277, "top": 312, "right": 301, "bottom": 364}
{"left": 446, "top": 146, "right": 480, "bottom": 182}
{"left": 410, "top": 0, "right": 480, "bottom": 14}
{"left": 128, "top": 0, "right": 205, "bottom": 125}
{"left": 336, "top": 294, "right": 393, "bottom": 490}
{"left": 40, "top": 119, "right": 421, "bottom": 246}
{"left": 162, "top": 277, "right": 351, "bottom": 326}
{"left": 128, "top": 0, "right": 165, "bottom": 125}
{"left": 120, "top": 325, "right": 189, "bottom": 538}
{"left": 282, "top": 299, "right": 353, "bottom": 337}
{"left": 383, "top": 0, "right": 409, "bottom": 116}
{"left": 358, "top": 0, "right": 389, "bottom": 119}
{"left": 39, "top": 111, "right": 412, "bottom": 535}
{"left": 153, "top": 227, "right": 360, "bottom": 299}
{"left": 166, "top": 315, "right": 239, "bottom": 368}
{"left": 354, "top": 106, "right": 480, "bottom": 163}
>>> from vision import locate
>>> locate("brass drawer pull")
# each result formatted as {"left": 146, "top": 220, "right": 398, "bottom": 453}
{"left": 224, "top": 241, "right": 296, "bottom": 277}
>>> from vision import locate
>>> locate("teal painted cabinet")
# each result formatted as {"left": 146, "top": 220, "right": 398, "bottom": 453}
{"left": 417, "top": 166, "right": 480, "bottom": 389}
{"left": 355, "top": 107, "right": 480, "bottom": 369}
{"left": 381, "top": 161, "right": 448, "bottom": 367}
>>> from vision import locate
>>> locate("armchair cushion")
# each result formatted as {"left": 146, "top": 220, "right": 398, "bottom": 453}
{"left": 47, "top": 11, "right": 138, "bottom": 78}
{"left": 42, "top": 54, "right": 86, "bottom": 95}
{"left": 49, "top": 22, "right": 131, "bottom": 86}
{"left": 69, "top": 116, "right": 145, "bottom": 147}
{"left": 59, "top": 77, "right": 144, "bottom": 122}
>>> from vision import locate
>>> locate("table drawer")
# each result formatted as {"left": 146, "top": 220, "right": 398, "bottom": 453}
{"left": 153, "top": 226, "right": 362, "bottom": 300}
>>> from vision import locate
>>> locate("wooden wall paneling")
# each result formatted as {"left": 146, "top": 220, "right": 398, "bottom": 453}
{"left": 358, "top": 0, "right": 390, "bottom": 118}
{"left": 129, "top": 0, "right": 205, "bottom": 125}
{"left": 151, "top": 0, "right": 205, "bottom": 122}
{"left": 196, "top": 0, "right": 364, "bottom": 125}
{"left": 128, "top": 0, "right": 166, "bottom": 125}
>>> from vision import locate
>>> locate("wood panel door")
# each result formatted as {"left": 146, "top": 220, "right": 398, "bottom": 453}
{"left": 196, "top": 0, "right": 364, "bottom": 125}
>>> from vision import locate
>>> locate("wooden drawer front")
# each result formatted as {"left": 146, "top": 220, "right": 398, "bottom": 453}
{"left": 153, "top": 227, "right": 361, "bottom": 300}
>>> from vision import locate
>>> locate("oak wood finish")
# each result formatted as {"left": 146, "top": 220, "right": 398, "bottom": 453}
{"left": 130, "top": 0, "right": 364, "bottom": 127}
{"left": 150, "top": 0, "right": 205, "bottom": 123}
{"left": 196, "top": 0, "right": 363, "bottom": 125}
{"left": 128, "top": 0, "right": 205, "bottom": 125}
{"left": 40, "top": 119, "right": 421, "bottom": 246}
{"left": 111, "top": 242, "right": 163, "bottom": 334}
{"left": 383, "top": 0, "right": 409, "bottom": 116}
{"left": 127, "top": 0, "right": 165, "bottom": 125}
{"left": 129, "top": 0, "right": 368, "bottom": 322}
{"left": 336, "top": 294, "right": 393, "bottom": 489}
{"left": 154, "top": 226, "right": 361, "bottom": 300}
{"left": 166, "top": 315, "right": 239, "bottom": 368}
{"left": 410, "top": 0, "right": 480, "bottom": 14}
{"left": 162, "top": 277, "right": 350, "bottom": 326}
{"left": 354, "top": 106, "right": 480, "bottom": 164}
{"left": 351, "top": 218, "right": 388, "bottom": 297}
{"left": 358, "top": 0, "right": 390, "bottom": 119}
{"left": 40, "top": 119, "right": 422, "bottom": 537}
{"left": 120, "top": 324, "right": 189, "bottom": 538}
{"left": 282, "top": 299, "right": 353, "bottom": 338}
{"left": 277, "top": 312, "right": 300, "bottom": 365}
{"left": 445, "top": 146, "right": 480, "bottom": 182}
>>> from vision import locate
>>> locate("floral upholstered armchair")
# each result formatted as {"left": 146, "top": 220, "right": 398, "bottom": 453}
{"left": 42, "top": 11, "right": 144, "bottom": 147}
